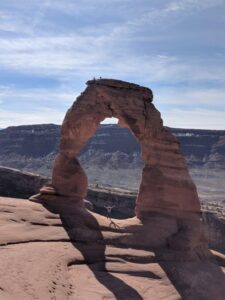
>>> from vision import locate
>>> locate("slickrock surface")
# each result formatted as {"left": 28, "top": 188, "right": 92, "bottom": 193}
{"left": 1, "top": 197, "right": 225, "bottom": 300}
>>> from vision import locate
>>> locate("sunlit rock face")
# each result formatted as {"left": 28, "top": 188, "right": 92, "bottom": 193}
{"left": 27, "top": 79, "right": 225, "bottom": 300}
{"left": 33, "top": 78, "right": 200, "bottom": 218}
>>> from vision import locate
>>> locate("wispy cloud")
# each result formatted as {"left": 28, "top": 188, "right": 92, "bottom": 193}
{"left": 0, "top": 85, "right": 77, "bottom": 103}
{"left": 166, "top": 0, "right": 224, "bottom": 12}
{"left": 163, "top": 108, "right": 225, "bottom": 129}
{"left": 0, "top": 0, "right": 224, "bottom": 129}
{"left": 0, "top": 36, "right": 224, "bottom": 84}
{"left": 107, "top": 0, "right": 225, "bottom": 36}
{"left": 0, "top": 107, "right": 65, "bottom": 127}
{"left": 155, "top": 88, "right": 225, "bottom": 109}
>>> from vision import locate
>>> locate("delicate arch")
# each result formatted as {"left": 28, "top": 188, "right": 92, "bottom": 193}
{"left": 33, "top": 79, "right": 200, "bottom": 219}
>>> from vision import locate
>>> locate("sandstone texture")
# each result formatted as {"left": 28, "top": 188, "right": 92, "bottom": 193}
{"left": 1, "top": 197, "right": 225, "bottom": 300}
{"left": 1, "top": 79, "right": 225, "bottom": 299}
{"left": 31, "top": 79, "right": 207, "bottom": 253}
{"left": 33, "top": 79, "right": 200, "bottom": 216}
{"left": 26, "top": 80, "right": 212, "bottom": 279}
{"left": 1, "top": 165, "right": 224, "bottom": 254}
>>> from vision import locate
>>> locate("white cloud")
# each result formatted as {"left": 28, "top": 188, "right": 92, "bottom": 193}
{"left": 0, "top": 36, "right": 224, "bottom": 83}
{"left": 108, "top": 0, "right": 225, "bottom": 36}
{"left": 155, "top": 88, "right": 225, "bottom": 109}
{"left": 1, "top": 103, "right": 224, "bottom": 130}
{"left": 0, "top": 86, "right": 77, "bottom": 105}
{"left": 162, "top": 108, "right": 225, "bottom": 129}
{"left": 31, "top": 0, "right": 52, "bottom": 30}
{"left": 166, "top": 0, "right": 224, "bottom": 12}
{"left": 0, "top": 0, "right": 224, "bottom": 83}
{"left": 0, "top": 35, "right": 110, "bottom": 79}
{"left": 0, "top": 107, "right": 65, "bottom": 128}
{"left": 0, "top": 0, "right": 224, "bottom": 129}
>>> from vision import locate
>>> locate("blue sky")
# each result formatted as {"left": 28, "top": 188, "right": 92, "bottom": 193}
{"left": 0, "top": 0, "right": 225, "bottom": 129}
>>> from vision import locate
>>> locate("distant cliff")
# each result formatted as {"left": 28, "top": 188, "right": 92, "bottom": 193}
{"left": 0, "top": 124, "right": 60, "bottom": 175}
{"left": 0, "top": 124, "right": 224, "bottom": 172}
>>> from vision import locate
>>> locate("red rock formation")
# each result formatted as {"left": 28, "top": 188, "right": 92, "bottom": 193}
{"left": 31, "top": 79, "right": 205, "bottom": 252}
{"left": 33, "top": 79, "right": 199, "bottom": 215}
{"left": 1, "top": 81, "right": 224, "bottom": 300}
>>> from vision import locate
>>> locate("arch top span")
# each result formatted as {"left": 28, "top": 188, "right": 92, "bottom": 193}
{"left": 31, "top": 78, "right": 201, "bottom": 219}
{"left": 86, "top": 78, "right": 153, "bottom": 95}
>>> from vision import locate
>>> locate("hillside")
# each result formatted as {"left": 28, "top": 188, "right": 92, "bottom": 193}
{"left": 0, "top": 124, "right": 224, "bottom": 169}
{"left": 0, "top": 124, "right": 224, "bottom": 202}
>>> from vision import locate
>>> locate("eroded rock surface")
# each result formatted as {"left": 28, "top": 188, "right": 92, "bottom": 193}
{"left": 0, "top": 197, "right": 225, "bottom": 300}
{"left": 33, "top": 79, "right": 200, "bottom": 216}
{"left": 30, "top": 78, "right": 208, "bottom": 255}
{"left": 0, "top": 166, "right": 48, "bottom": 199}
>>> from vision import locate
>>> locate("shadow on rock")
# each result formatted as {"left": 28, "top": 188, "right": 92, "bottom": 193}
{"left": 39, "top": 198, "right": 225, "bottom": 300}
{"left": 42, "top": 200, "right": 143, "bottom": 300}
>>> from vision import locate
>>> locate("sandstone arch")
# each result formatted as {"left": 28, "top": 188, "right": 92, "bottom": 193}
{"left": 33, "top": 79, "right": 200, "bottom": 220}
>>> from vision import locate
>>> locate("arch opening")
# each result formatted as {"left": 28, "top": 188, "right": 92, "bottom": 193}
{"left": 100, "top": 117, "right": 119, "bottom": 125}
{"left": 78, "top": 117, "right": 144, "bottom": 219}
{"left": 32, "top": 78, "right": 202, "bottom": 221}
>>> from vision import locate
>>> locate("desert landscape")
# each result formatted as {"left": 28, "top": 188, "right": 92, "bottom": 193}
{"left": 0, "top": 79, "right": 225, "bottom": 300}
{"left": 1, "top": 1, "right": 225, "bottom": 299}
{"left": 0, "top": 123, "right": 224, "bottom": 205}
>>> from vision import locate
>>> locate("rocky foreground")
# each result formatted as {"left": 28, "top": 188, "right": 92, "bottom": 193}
{"left": 0, "top": 196, "right": 225, "bottom": 300}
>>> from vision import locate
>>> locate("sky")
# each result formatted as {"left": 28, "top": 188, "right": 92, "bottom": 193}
{"left": 0, "top": 0, "right": 225, "bottom": 129}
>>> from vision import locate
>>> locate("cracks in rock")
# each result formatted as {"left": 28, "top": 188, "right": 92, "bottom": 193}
{"left": 106, "top": 103, "right": 114, "bottom": 117}
{"left": 0, "top": 204, "right": 17, "bottom": 208}
{"left": 0, "top": 210, "right": 13, "bottom": 213}
{"left": 68, "top": 260, "right": 97, "bottom": 267}
{"left": 46, "top": 216, "right": 60, "bottom": 220}
{"left": 0, "top": 239, "right": 70, "bottom": 247}
{"left": 143, "top": 99, "right": 149, "bottom": 131}
{"left": 30, "top": 222, "right": 63, "bottom": 227}
{"left": 9, "top": 219, "right": 20, "bottom": 223}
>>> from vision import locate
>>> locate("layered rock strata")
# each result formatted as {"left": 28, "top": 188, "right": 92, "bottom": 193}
{"left": 31, "top": 79, "right": 205, "bottom": 252}
{"left": 0, "top": 166, "right": 48, "bottom": 199}
{"left": 32, "top": 79, "right": 199, "bottom": 214}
